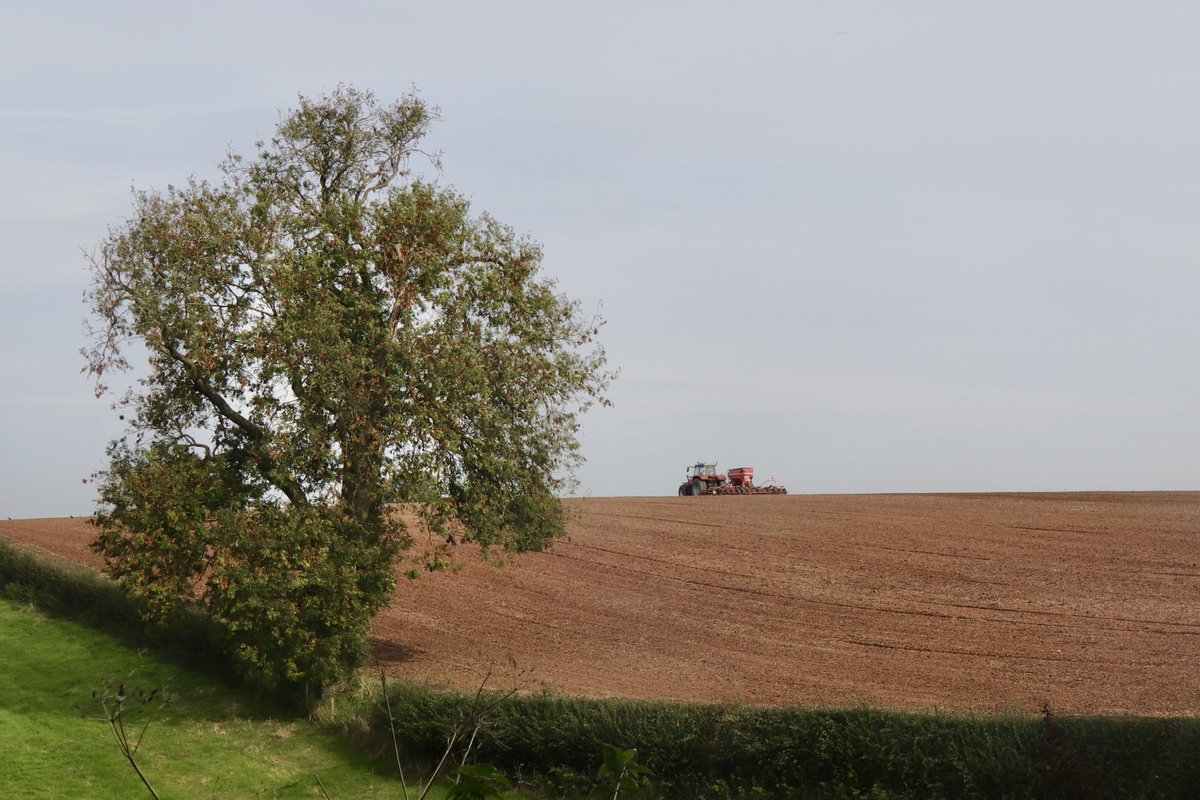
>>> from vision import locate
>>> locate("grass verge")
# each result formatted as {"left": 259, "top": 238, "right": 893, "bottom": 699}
{"left": 0, "top": 594, "right": 440, "bottom": 799}
{"left": 0, "top": 538, "right": 437, "bottom": 799}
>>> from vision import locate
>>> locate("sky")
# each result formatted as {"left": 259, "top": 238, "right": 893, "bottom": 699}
{"left": 2, "top": 2, "right": 1198, "bottom": 518}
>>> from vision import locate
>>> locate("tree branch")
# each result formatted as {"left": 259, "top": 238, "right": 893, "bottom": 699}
{"left": 163, "top": 340, "right": 308, "bottom": 506}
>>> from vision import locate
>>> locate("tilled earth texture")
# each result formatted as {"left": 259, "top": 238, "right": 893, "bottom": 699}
{"left": 3, "top": 493, "right": 1197, "bottom": 715}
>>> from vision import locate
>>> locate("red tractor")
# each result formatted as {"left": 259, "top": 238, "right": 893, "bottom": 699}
{"left": 677, "top": 462, "right": 787, "bottom": 496}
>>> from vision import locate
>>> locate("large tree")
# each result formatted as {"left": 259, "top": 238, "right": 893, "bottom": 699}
{"left": 85, "top": 87, "right": 609, "bottom": 691}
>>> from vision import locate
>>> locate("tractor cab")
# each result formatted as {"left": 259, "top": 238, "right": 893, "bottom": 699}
{"left": 687, "top": 462, "right": 721, "bottom": 481}
{"left": 681, "top": 462, "right": 727, "bottom": 495}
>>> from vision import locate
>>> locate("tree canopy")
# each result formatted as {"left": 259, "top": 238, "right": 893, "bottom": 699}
{"left": 85, "top": 86, "right": 610, "bottom": 690}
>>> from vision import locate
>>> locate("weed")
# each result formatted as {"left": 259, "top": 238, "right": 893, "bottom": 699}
{"left": 89, "top": 678, "right": 172, "bottom": 799}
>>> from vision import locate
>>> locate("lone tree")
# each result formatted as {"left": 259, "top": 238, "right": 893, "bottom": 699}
{"left": 85, "top": 87, "right": 610, "bottom": 692}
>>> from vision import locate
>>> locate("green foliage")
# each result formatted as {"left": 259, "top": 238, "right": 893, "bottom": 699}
{"left": 446, "top": 763, "right": 516, "bottom": 799}
{"left": 90, "top": 445, "right": 397, "bottom": 692}
{"left": 370, "top": 683, "right": 1200, "bottom": 799}
{"left": 83, "top": 85, "right": 611, "bottom": 691}
{"left": 206, "top": 504, "right": 395, "bottom": 690}
{"left": 587, "top": 745, "right": 653, "bottom": 800}
{"left": 0, "top": 537, "right": 226, "bottom": 679}
{"left": 0, "top": 536, "right": 140, "bottom": 625}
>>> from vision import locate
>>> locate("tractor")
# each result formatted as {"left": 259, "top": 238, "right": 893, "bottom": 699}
{"left": 677, "top": 462, "right": 786, "bottom": 496}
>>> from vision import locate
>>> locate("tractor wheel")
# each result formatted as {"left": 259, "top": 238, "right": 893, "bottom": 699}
{"left": 678, "top": 484, "right": 689, "bottom": 496}
{"left": 689, "top": 481, "right": 702, "bottom": 496}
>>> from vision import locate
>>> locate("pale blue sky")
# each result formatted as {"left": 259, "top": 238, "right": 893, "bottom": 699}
{"left": 2, "top": 2, "right": 1198, "bottom": 518}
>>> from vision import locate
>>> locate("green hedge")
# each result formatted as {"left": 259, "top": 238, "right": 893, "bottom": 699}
{"left": 376, "top": 683, "right": 1200, "bottom": 799}
{"left": 0, "top": 538, "right": 228, "bottom": 680}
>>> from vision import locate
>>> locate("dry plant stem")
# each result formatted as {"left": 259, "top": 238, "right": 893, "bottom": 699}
{"left": 414, "top": 662, "right": 526, "bottom": 800}
{"left": 377, "top": 664, "right": 411, "bottom": 800}
{"left": 97, "top": 695, "right": 161, "bottom": 800}
{"left": 109, "top": 717, "right": 161, "bottom": 800}
{"left": 418, "top": 723, "right": 467, "bottom": 800}
{"left": 460, "top": 725, "right": 481, "bottom": 773}
{"left": 314, "top": 773, "right": 333, "bottom": 799}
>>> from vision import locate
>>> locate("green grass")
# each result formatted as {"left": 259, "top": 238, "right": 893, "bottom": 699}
{"left": 0, "top": 597, "right": 426, "bottom": 799}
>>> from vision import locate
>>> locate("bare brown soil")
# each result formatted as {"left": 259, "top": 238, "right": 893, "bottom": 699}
{"left": 3, "top": 493, "right": 1198, "bottom": 716}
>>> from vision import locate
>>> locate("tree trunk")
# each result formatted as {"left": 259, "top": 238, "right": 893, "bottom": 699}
{"left": 341, "top": 427, "right": 383, "bottom": 527}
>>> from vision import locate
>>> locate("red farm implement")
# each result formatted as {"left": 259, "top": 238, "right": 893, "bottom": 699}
{"left": 677, "top": 462, "right": 787, "bottom": 496}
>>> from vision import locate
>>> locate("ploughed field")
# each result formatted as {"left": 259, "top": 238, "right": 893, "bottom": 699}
{"left": 3, "top": 492, "right": 1198, "bottom": 715}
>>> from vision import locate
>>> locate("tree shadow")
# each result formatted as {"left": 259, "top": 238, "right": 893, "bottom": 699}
{"left": 369, "top": 636, "right": 422, "bottom": 665}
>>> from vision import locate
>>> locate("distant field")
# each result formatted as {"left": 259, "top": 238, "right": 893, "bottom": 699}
{"left": 3, "top": 492, "right": 1197, "bottom": 716}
